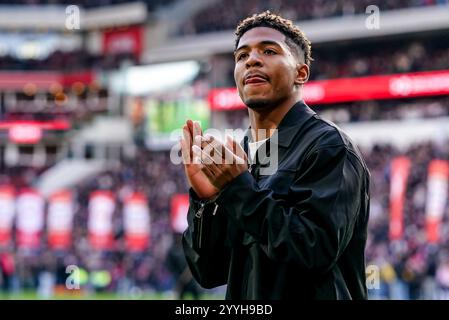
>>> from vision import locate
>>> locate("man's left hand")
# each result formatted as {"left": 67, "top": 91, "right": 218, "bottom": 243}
{"left": 192, "top": 134, "right": 248, "bottom": 191}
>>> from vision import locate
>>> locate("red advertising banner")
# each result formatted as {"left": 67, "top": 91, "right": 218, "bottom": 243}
{"left": 2, "top": 121, "right": 70, "bottom": 144}
{"left": 88, "top": 191, "right": 115, "bottom": 250}
{"left": 16, "top": 189, "right": 45, "bottom": 249}
{"left": 0, "top": 71, "right": 95, "bottom": 90}
{"left": 208, "top": 69, "right": 449, "bottom": 110}
{"left": 170, "top": 194, "right": 189, "bottom": 234}
{"left": 8, "top": 123, "right": 43, "bottom": 144}
{"left": 123, "top": 192, "right": 150, "bottom": 251}
{"left": 48, "top": 190, "right": 74, "bottom": 250}
{"left": 0, "top": 186, "right": 15, "bottom": 247}
{"left": 102, "top": 26, "right": 143, "bottom": 59}
{"left": 389, "top": 157, "right": 411, "bottom": 241}
{"left": 0, "top": 120, "right": 71, "bottom": 131}
{"left": 61, "top": 71, "right": 95, "bottom": 87}
{"left": 425, "top": 160, "right": 449, "bottom": 244}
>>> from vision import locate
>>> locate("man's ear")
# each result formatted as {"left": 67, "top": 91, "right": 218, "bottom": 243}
{"left": 294, "top": 63, "right": 310, "bottom": 85}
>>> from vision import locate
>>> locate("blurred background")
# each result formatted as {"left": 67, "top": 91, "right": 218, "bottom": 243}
{"left": 0, "top": 0, "right": 449, "bottom": 300}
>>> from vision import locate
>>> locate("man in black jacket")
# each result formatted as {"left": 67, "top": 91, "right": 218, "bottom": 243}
{"left": 180, "top": 11, "right": 370, "bottom": 300}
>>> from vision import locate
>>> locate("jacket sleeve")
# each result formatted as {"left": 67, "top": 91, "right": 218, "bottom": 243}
{"left": 215, "top": 143, "right": 366, "bottom": 274}
{"left": 182, "top": 189, "right": 231, "bottom": 288}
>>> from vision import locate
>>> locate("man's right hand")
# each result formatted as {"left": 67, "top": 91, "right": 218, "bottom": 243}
{"left": 180, "top": 120, "right": 219, "bottom": 199}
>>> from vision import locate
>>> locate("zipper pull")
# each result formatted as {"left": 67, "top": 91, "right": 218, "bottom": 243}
{"left": 212, "top": 203, "right": 218, "bottom": 216}
{"left": 195, "top": 203, "right": 205, "bottom": 219}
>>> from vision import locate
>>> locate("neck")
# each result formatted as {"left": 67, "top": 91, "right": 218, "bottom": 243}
{"left": 248, "top": 95, "right": 300, "bottom": 142}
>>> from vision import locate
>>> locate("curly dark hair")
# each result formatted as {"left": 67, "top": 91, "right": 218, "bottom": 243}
{"left": 234, "top": 10, "right": 313, "bottom": 67}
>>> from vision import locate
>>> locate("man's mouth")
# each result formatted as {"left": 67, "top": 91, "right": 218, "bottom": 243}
{"left": 244, "top": 76, "right": 269, "bottom": 85}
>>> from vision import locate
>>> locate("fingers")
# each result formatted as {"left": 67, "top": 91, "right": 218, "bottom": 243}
{"left": 200, "top": 135, "right": 224, "bottom": 161}
{"left": 201, "top": 165, "right": 216, "bottom": 180}
{"left": 183, "top": 124, "right": 191, "bottom": 141}
{"left": 193, "top": 144, "right": 217, "bottom": 167}
{"left": 192, "top": 145, "right": 218, "bottom": 179}
{"left": 224, "top": 135, "right": 246, "bottom": 165}
{"left": 186, "top": 119, "right": 194, "bottom": 138}
{"left": 181, "top": 125, "right": 192, "bottom": 164}
{"left": 190, "top": 132, "right": 247, "bottom": 167}
{"left": 192, "top": 121, "right": 203, "bottom": 163}
{"left": 194, "top": 134, "right": 247, "bottom": 166}
{"left": 185, "top": 120, "right": 202, "bottom": 143}
{"left": 227, "top": 135, "right": 248, "bottom": 163}
{"left": 201, "top": 135, "right": 238, "bottom": 165}
{"left": 224, "top": 136, "right": 236, "bottom": 164}
{"left": 184, "top": 120, "right": 203, "bottom": 165}
{"left": 180, "top": 137, "right": 191, "bottom": 165}
{"left": 192, "top": 121, "right": 202, "bottom": 143}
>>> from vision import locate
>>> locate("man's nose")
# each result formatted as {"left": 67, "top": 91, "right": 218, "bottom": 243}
{"left": 245, "top": 51, "right": 263, "bottom": 68}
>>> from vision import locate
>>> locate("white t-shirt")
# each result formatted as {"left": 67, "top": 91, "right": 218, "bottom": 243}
{"left": 248, "top": 138, "right": 269, "bottom": 164}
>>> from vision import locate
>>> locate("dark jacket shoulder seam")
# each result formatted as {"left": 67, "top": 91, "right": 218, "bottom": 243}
{"left": 313, "top": 116, "right": 366, "bottom": 169}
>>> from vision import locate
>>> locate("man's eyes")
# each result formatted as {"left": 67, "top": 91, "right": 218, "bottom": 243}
{"left": 235, "top": 49, "right": 277, "bottom": 61}
{"left": 236, "top": 53, "right": 248, "bottom": 61}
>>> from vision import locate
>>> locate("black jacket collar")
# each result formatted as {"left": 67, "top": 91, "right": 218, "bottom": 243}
{"left": 243, "top": 100, "right": 316, "bottom": 153}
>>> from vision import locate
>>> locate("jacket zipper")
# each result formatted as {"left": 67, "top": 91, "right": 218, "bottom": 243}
{"left": 195, "top": 204, "right": 205, "bottom": 249}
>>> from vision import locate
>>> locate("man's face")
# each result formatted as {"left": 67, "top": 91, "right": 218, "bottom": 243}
{"left": 234, "top": 27, "right": 300, "bottom": 109}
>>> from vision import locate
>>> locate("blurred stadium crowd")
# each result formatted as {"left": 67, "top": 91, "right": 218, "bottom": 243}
{"left": 3, "top": 134, "right": 449, "bottom": 299}
{"left": 180, "top": 0, "right": 449, "bottom": 34}
{"left": 208, "top": 39, "right": 449, "bottom": 89}
{"left": 0, "top": 0, "right": 176, "bottom": 10}
{"left": 0, "top": 50, "right": 137, "bottom": 72}
{"left": 1, "top": 37, "right": 448, "bottom": 84}
{"left": 1, "top": 0, "right": 449, "bottom": 300}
